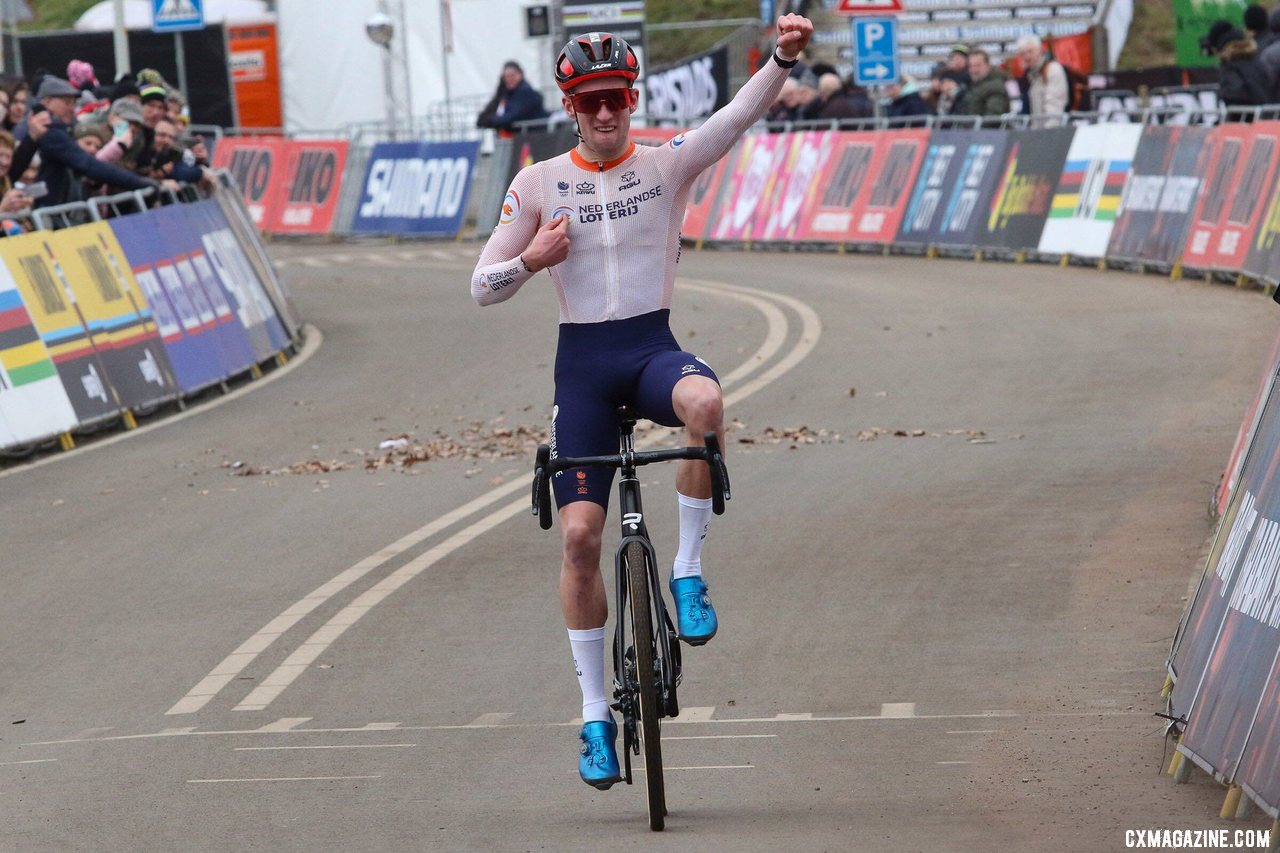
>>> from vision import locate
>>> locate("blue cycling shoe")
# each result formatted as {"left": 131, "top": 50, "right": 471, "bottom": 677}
{"left": 578, "top": 716, "right": 621, "bottom": 790}
{"left": 670, "top": 574, "right": 718, "bottom": 645}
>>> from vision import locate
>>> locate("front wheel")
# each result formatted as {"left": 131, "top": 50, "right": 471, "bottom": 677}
{"left": 626, "top": 540, "right": 666, "bottom": 831}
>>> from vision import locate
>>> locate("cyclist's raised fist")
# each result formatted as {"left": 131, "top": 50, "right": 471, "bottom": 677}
{"left": 524, "top": 214, "right": 571, "bottom": 272}
{"left": 776, "top": 13, "right": 814, "bottom": 58}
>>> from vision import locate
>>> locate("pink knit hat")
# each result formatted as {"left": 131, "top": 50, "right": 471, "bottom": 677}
{"left": 66, "top": 59, "right": 98, "bottom": 90}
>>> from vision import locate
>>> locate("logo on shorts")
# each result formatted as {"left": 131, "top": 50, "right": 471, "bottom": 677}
{"left": 577, "top": 471, "right": 587, "bottom": 480}
{"left": 500, "top": 190, "right": 521, "bottom": 225}
{"left": 557, "top": 180, "right": 570, "bottom": 197}
{"left": 681, "top": 363, "right": 700, "bottom": 375}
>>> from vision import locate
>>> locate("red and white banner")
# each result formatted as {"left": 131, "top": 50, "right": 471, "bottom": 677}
{"left": 1183, "top": 123, "right": 1280, "bottom": 271}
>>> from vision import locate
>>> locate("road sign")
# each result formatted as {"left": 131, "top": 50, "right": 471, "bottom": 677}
{"left": 836, "top": 0, "right": 904, "bottom": 14}
{"left": 852, "top": 17, "right": 899, "bottom": 87}
{"left": 152, "top": 0, "right": 204, "bottom": 33}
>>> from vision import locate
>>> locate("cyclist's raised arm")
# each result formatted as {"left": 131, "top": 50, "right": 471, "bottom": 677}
{"left": 661, "top": 14, "right": 813, "bottom": 187}
{"left": 471, "top": 165, "right": 552, "bottom": 306}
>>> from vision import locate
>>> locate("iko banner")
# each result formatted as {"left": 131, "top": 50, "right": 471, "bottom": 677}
{"left": 212, "top": 136, "right": 289, "bottom": 230}
{"left": 1107, "top": 125, "right": 1210, "bottom": 265}
{"left": 1038, "top": 124, "right": 1140, "bottom": 258}
{"left": 351, "top": 141, "right": 480, "bottom": 237}
{"left": 0, "top": 259, "right": 76, "bottom": 447}
{"left": 270, "top": 140, "right": 349, "bottom": 234}
{"left": 646, "top": 44, "right": 729, "bottom": 127}
{"left": 897, "top": 130, "right": 1011, "bottom": 247}
{"left": 976, "top": 128, "right": 1075, "bottom": 252}
{"left": 1183, "top": 123, "right": 1280, "bottom": 272}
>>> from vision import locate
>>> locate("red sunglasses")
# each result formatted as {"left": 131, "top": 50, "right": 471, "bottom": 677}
{"left": 570, "top": 88, "right": 636, "bottom": 115}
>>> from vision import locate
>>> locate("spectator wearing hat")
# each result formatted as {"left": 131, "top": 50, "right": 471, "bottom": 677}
{"left": 1245, "top": 4, "right": 1275, "bottom": 51}
{"left": 139, "top": 84, "right": 168, "bottom": 130}
{"left": 28, "top": 76, "right": 153, "bottom": 206}
{"left": 947, "top": 44, "right": 972, "bottom": 87}
{"left": 1209, "top": 21, "right": 1274, "bottom": 109}
{"left": 935, "top": 70, "right": 969, "bottom": 116}
{"left": 1260, "top": 7, "right": 1280, "bottom": 79}
{"left": 883, "top": 77, "right": 930, "bottom": 119}
{"left": 97, "top": 99, "right": 147, "bottom": 170}
{"left": 73, "top": 122, "right": 107, "bottom": 156}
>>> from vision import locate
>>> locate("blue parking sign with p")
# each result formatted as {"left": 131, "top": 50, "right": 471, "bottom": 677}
{"left": 852, "top": 17, "right": 899, "bottom": 87}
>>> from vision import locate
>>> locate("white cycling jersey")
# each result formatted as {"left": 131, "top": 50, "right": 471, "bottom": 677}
{"left": 471, "top": 56, "right": 790, "bottom": 324}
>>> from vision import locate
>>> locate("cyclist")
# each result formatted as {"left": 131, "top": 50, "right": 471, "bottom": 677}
{"left": 471, "top": 14, "right": 813, "bottom": 790}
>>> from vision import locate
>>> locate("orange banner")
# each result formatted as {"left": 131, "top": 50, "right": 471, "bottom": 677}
{"left": 228, "top": 23, "right": 283, "bottom": 130}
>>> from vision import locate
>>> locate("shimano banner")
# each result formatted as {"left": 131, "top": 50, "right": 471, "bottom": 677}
{"left": 351, "top": 141, "right": 480, "bottom": 237}
{"left": 645, "top": 44, "right": 729, "bottom": 127}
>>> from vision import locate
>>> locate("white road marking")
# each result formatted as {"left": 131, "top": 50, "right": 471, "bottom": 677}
{"left": 160, "top": 727, "right": 198, "bottom": 735}
{"left": 27, "top": 709, "right": 1038, "bottom": 746}
{"left": 936, "top": 761, "right": 972, "bottom": 766}
{"left": 235, "top": 744, "right": 416, "bottom": 751}
{"left": 0, "top": 325, "right": 323, "bottom": 482}
{"left": 256, "top": 717, "right": 312, "bottom": 732}
{"left": 665, "top": 734, "right": 776, "bottom": 741}
{"left": 880, "top": 702, "right": 916, "bottom": 718}
{"left": 947, "top": 730, "right": 997, "bottom": 735}
{"left": 187, "top": 775, "right": 382, "bottom": 783}
{"left": 173, "top": 279, "right": 810, "bottom": 715}
{"left": 637, "top": 765, "right": 753, "bottom": 771}
{"left": 0, "top": 759, "right": 58, "bottom": 766}
{"left": 679, "top": 706, "right": 716, "bottom": 722}
{"left": 464, "top": 713, "right": 513, "bottom": 727}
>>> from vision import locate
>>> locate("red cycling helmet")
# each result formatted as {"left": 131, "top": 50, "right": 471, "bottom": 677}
{"left": 555, "top": 32, "right": 640, "bottom": 92}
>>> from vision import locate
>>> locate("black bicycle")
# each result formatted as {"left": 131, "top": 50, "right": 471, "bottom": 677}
{"left": 531, "top": 406, "right": 730, "bottom": 831}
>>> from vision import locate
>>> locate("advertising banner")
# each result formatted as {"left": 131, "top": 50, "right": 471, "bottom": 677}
{"left": 976, "top": 127, "right": 1075, "bottom": 252}
{"left": 228, "top": 23, "right": 284, "bottom": 130}
{"left": 212, "top": 186, "right": 302, "bottom": 338}
{"left": 1038, "top": 124, "right": 1141, "bottom": 258}
{"left": 110, "top": 210, "right": 238, "bottom": 394}
{"left": 680, "top": 139, "right": 736, "bottom": 242}
{"left": 793, "top": 133, "right": 877, "bottom": 243}
{"left": 504, "top": 128, "right": 578, "bottom": 195}
{"left": 1238, "top": 654, "right": 1280, "bottom": 816}
{"left": 853, "top": 130, "right": 930, "bottom": 244}
{"left": 212, "top": 136, "right": 289, "bottom": 230}
{"left": 268, "top": 140, "right": 349, "bottom": 235}
{"left": 646, "top": 44, "right": 729, "bottom": 127}
{"left": 708, "top": 134, "right": 787, "bottom": 242}
{"left": 755, "top": 131, "right": 834, "bottom": 242}
{"left": 1217, "top": 326, "right": 1280, "bottom": 517}
{"left": 898, "top": 130, "right": 1009, "bottom": 247}
{"left": 0, "top": 260, "right": 77, "bottom": 448}
{"left": 351, "top": 140, "right": 480, "bottom": 237}
{"left": 1183, "top": 123, "right": 1280, "bottom": 272}
{"left": 1107, "top": 125, "right": 1210, "bottom": 265}
{"left": 0, "top": 231, "right": 119, "bottom": 422}
{"left": 42, "top": 224, "right": 180, "bottom": 412}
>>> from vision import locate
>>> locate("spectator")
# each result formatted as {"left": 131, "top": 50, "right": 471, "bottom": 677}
{"left": 96, "top": 99, "right": 147, "bottom": 171}
{"left": 884, "top": 78, "right": 930, "bottom": 118}
{"left": 140, "top": 117, "right": 210, "bottom": 186}
{"left": 139, "top": 84, "right": 168, "bottom": 129}
{"left": 1015, "top": 34, "right": 1069, "bottom": 118}
{"left": 935, "top": 70, "right": 969, "bottom": 116}
{"left": 1245, "top": 4, "right": 1274, "bottom": 50}
{"left": 0, "top": 130, "right": 31, "bottom": 213}
{"left": 476, "top": 61, "right": 549, "bottom": 137}
{"left": 766, "top": 76, "right": 821, "bottom": 124}
{"left": 922, "top": 62, "right": 946, "bottom": 112}
{"left": 1258, "top": 8, "right": 1280, "bottom": 80}
{"left": 1209, "top": 22, "right": 1273, "bottom": 108}
{"left": 947, "top": 44, "right": 972, "bottom": 87}
{"left": 965, "top": 49, "right": 1012, "bottom": 116}
{"left": 73, "top": 122, "right": 107, "bottom": 156}
{"left": 27, "top": 76, "right": 153, "bottom": 206}
{"left": 166, "top": 90, "right": 189, "bottom": 126}
{"left": 2, "top": 78, "right": 28, "bottom": 133}
{"left": 815, "top": 73, "right": 871, "bottom": 120}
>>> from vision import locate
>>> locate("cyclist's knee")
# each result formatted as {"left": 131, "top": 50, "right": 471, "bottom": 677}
{"left": 676, "top": 380, "right": 723, "bottom": 433}
{"left": 561, "top": 505, "right": 605, "bottom": 571}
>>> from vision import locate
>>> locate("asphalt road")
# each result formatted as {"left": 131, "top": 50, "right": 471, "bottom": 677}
{"left": 2, "top": 240, "right": 1276, "bottom": 851}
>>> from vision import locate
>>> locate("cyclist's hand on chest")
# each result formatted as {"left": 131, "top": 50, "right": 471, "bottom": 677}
{"left": 523, "top": 214, "right": 570, "bottom": 273}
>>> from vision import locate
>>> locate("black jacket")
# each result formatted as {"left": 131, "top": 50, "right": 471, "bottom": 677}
{"left": 1218, "top": 38, "right": 1274, "bottom": 107}
{"left": 476, "top": 79, "right": 549, "bottom": 132}
{"left": 34, "top": 117, "right": 152, "bottom": 207}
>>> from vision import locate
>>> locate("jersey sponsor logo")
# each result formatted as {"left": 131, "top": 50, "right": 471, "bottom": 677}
{"left": 478, "top": 265, "right": 519, "bottom": 293}
{"left": 670, "top": 133, "right": 687, "bottom": 149}
{"left": 618, "top": 169, "right": 640, "bottom": 191}
{"left": 577, "top": 186, "right": 662, "bottom": 223}
{"left": 557, "top": 180, "right": 570, "bottom": 197}
{"left": 500, "top": 189, "right": 521, "bottom": 225}
{"left": 575, "top": 181, "right": 595, "bottom": 195}
{"left": 551, "top": 205, "right": 574, "bottom": 222}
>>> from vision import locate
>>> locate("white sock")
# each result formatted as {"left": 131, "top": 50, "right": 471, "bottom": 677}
{"left": 672, "top": 492, "right": 714, "bottom": 580}
{"left": 567, "top": 627, "right": 610, "bottom": 722}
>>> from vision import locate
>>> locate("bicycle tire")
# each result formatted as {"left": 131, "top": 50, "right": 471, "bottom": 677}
{"left": 626, "top": 539, "right": 666, "bottom": 831}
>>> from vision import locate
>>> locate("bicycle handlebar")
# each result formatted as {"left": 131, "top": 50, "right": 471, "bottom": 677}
{"left": 531, "top": 432, "right": 731, "bottom": 529}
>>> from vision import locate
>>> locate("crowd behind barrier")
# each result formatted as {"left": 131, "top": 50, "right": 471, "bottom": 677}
{"left": 0, "top": 176, "right": 300, "bottom": 455}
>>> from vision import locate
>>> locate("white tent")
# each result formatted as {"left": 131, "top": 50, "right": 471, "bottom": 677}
{"left": 74, "top": 0, "right": 273, "bottom": 31}
{"left": 275, "top": 0, "right": 556, "bottom": 133}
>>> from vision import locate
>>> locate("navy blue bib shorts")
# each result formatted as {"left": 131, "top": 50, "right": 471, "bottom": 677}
{"left": 550, "top": 309, "right": 719, "bottom": 510}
